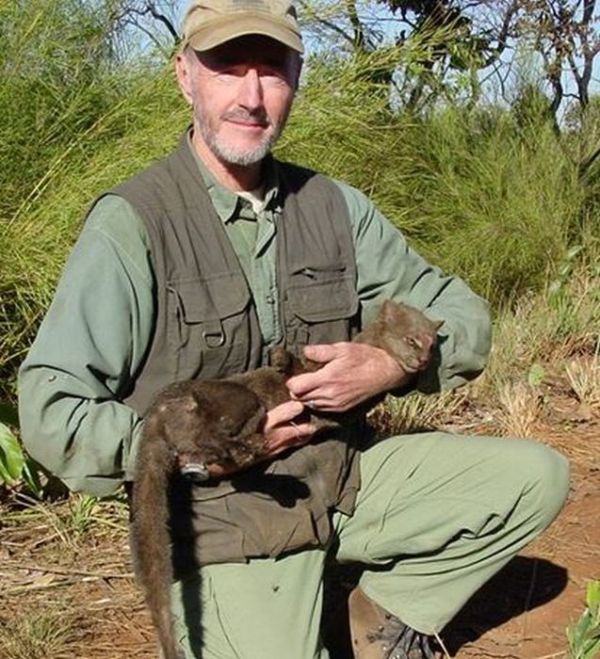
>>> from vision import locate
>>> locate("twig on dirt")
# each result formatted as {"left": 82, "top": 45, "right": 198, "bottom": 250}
{"left": 26, "top": 531, "right": 63, "bottom": 550}
{"left": 459, "top": 649, "right": 520, "bottom": 658}
{"left": 91, "top": 516, "right": 128, "bottom": 531}
{"left": 521, "top": 557, "right": 539, "bottom": 642}
{"left": 12, "top": 562, "right": 134, "bottom": 580}
{"left": 533, "top": 652, "right": 566, "bottom": 659}
{"left": 434, "top": 631, "right": 451, "bottom": 657}
{"left": 6, "top": 579, "right": 79, "bottom": 594}
{"left": 0, "top": 570, "right": 19, "bottom": 578}
{"left": 438, "top": 420, "right": 492, "bottom": 432}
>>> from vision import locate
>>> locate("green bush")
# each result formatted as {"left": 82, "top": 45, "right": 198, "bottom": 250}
{"left": 0, "top": 411, "right": 43, "bottom": 497}
{"left": 0, "top": 0, "right": 183, "bottom": 394}
{"left": 2, "top": 15, "right": 600, "bottom": 398}
{"left": 567, "top": 581, "right": 600, "bottom": 659}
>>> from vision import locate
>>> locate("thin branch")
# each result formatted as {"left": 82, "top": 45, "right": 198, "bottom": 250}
{"left": 11, "top": 562, "right": 133, "bottom": 579}
{"left": 346, "top": 0, "right": 367, "bottom": 50}
{"left": 297, "top": 0, "right": 357, "bottom": 46}
{"left": 146, "top": 1, "right": 179, "bottom": 43}
{"left": 482, "top": 0, "right": 519, "bottom": 67}
{"left": 582, "top": 0, "right": 596, "bottom": 24}
{"left": 123, "top": 16, "right": 171, "bottom": 53}
{"left": 114, "top": 2, "right": 179, "bottom": 46}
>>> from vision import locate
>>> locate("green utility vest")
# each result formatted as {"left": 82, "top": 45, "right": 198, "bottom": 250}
{"left": 112, "top": 135, "right": 364, "bottom": 570}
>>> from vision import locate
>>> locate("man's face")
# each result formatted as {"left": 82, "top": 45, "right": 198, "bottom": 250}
{"left": 177, "top": 35, "right": 301, "bottom": 167}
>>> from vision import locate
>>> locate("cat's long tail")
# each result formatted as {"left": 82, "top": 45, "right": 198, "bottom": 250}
{"left": 130, "top": 425, "right": 182, "bottom": 659}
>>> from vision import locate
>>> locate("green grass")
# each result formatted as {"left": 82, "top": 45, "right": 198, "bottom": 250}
{"left": 2, "top": 2, "right": 600, "bottom": 404}
{"left": 0, "top": 608, "right": 80, "bottom": 659}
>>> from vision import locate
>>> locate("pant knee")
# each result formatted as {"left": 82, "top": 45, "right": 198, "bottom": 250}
{"left": 522, "top": 443, "right": 570, "bottom": 531}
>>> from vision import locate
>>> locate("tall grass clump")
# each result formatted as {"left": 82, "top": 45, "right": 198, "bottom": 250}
{"left": 564, "top": 98, "right": 600, "bottom": 235}
{"left": 2, "top": 23, "right": 600, "bottom": 397}
{"left": 0, "top": 0, "right": 185, "bottom": 395}
{"left": 397, "top": 106, "right": 584, "bottom": 302}
{"left": 1, "top": 0, "right": 124, "bottom": 219}
{"left": 0, "top": 608, "right": 81, "bottom": 659}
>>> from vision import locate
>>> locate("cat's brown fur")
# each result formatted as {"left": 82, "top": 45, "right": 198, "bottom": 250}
{"left": 355, "top": 299, "right": 442, "bottom": 373}
{"left": 130, "top": 300, "right": 442, "bottom": 659}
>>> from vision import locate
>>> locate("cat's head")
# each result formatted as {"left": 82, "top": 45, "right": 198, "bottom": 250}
{"left": 380, "top": 300, "right": 443, "bottom": 372}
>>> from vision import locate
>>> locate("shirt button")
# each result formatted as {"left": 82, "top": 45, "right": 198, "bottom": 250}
{"left": 266, "top": 294, "right": 275, "bottom": 304}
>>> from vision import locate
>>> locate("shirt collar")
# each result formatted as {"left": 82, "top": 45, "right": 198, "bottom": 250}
{"left": 185, "top": 129, "right": 282, "bottom": 223}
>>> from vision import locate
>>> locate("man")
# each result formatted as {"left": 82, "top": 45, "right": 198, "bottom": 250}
{"left": 18, "top": 1, "right": 569, "bottom": 657}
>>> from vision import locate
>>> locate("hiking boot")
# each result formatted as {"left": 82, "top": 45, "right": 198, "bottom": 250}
{"left": 348, "top": 587, "right": 436, "bottom": 659}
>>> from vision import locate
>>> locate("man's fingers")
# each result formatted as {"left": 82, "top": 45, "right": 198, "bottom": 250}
{"left": 287, "top": 371, "right": 322, "bottom": 399}
{"left": 264, "top": 400, "right": 316, "bottom": 452}
{"left": 288, "top": 342, "right": 349, "bottom": 398}
{"left": 267, "top": 421, "right": 316, "bottom": 452}
{"left": 264, "top": 400, "right": 305, "bottom": 429}
{"left": 302, "top": 343, "right": 340, "bottom": 363}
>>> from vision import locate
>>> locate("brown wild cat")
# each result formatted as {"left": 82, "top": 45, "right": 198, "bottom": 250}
{"left": 130, "top": 300, "right": 442, "bottom": 659}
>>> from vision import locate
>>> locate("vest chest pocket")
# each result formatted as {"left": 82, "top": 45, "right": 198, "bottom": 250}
{"left": 167, "top": 274, "right": 252, "bottom": 381}
{"left": 286, "top": 264, "right": 359, "bottom": 346}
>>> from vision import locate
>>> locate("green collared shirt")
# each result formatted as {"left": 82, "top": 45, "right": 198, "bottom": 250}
{"left": 18, "top": 144, "right": 492, "bottom": 496}
{"left": 187, "top": 138, "right": 283, "bottom": 352}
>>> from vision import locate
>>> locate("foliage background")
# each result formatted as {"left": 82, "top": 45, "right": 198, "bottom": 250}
{"left": 0, "top": 5, "right": 599, "bottom": 657}
{"left": 1, "top": 0, "right": 600, "bottom": 404}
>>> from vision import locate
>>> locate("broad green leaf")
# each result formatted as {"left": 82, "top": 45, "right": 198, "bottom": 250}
{"left": 586, "top": 580, "right": 600, "bottom": 611}
{"left": 0, "top": 422, "right": 25, "bottom": 485}
{"left": 22, "top": 459, "right": 44, "bottom": 499}
{"left": 567, "top": 581, "right": 600, "bottom": 658}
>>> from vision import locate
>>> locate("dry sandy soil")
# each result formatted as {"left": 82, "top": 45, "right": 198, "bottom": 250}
{"left": 1, "top": 383, "right": 598, "bottom": 659}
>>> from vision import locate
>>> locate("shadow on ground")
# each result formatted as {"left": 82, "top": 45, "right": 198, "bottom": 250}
{"left": 441, "top": 556, "right": 568, "bottom": 655}
{"left": 322, "top": 556, "right": 568, "bottom": 658}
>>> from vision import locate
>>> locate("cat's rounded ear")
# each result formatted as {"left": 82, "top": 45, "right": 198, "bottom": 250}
{"left": 270, "top": 346, "right": 294, "bottom": 373}
{"left": 381, "top": 298, "right": 402, "bottom": 320}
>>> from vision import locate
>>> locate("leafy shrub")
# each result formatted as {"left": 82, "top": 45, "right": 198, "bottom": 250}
{"left": 567, "top": 581, "right": 600, "bottom": 659}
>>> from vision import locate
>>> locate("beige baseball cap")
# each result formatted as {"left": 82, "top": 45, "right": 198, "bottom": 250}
{"left": 181, "top": 0, "right": 304, "bottom": 54}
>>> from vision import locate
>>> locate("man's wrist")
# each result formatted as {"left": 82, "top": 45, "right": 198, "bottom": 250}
{"left": 380, "top": 350, "right": 412, "bottom": 389}
{"left": 379, "top": 350, "right": 417, "bottom": 396}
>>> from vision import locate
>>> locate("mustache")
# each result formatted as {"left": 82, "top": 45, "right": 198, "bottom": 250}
{"left": 221, "top": 108, "right": 271, "bottom": 127}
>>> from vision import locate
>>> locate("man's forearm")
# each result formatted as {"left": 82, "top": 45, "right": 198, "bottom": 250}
{"left": 415, "top": 275, "right": 491, "bottom": 393}
{"left": 17, "top": 196, "right": 155, "bottom": 496}
{"left": 19, "top": 365, "right": 144, "bottom": 496}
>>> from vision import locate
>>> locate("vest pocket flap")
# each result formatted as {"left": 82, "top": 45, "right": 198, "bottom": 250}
{"left": 287, "top": 276, "right": 359, "bottom": 322}
{"left": 174, "top": 275, "right": 250, "bottom": 323}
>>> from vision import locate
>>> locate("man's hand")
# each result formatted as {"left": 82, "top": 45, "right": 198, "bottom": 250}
{"left": 205, "top": 400, "right": 315, "bottom": 478}
{"left": 287, "top": 342, "right": 412, "bottom": 412}
{"left": 203, "top": 342, "right": 410, "bottom": 479}
{"left": 262, "top": 399, "right": 316, "bottom": 454}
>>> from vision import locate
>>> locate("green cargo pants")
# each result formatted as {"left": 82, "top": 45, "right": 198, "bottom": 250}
{"left": 170, "top": 432, "right": 569, "bottom": 659}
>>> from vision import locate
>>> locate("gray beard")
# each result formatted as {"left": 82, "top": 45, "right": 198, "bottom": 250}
{"left": 197, "top": 114, "right": 282, "bottom": 166}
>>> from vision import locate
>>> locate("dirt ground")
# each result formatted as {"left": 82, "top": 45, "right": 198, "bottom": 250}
{"left": 1, "top": 384, "right": 598, "bottom": 659}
